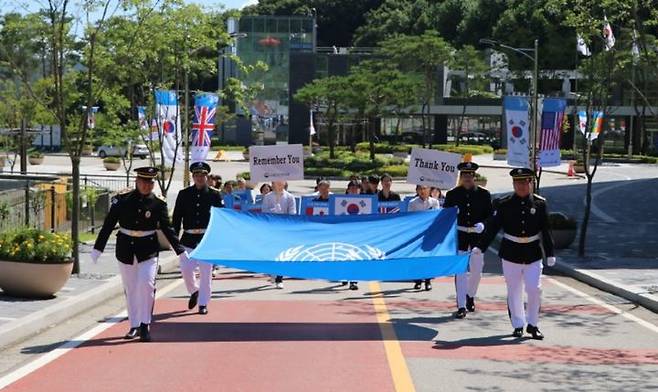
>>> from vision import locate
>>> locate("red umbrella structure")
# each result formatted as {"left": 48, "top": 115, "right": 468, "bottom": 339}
{"left": 258, "top": 36, "right": 281, "bottom": 47}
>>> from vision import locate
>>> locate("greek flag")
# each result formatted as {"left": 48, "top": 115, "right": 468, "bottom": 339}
{"left": 190, "top": 208, "right": 468, "bottom": 281}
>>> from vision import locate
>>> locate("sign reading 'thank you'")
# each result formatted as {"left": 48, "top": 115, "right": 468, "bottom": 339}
{"left": 249, "top": 144, "right": 304, "bottom": 182}
{"left": 407, "top": 148, "right": 461, "bottom": 188}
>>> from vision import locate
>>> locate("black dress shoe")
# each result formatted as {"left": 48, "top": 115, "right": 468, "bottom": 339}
{"left": 424, "top": 280, "right": 432, "bottom": 291}
{"left": 349, "top": 282, "right": 358, "bottom": 290}
{"left": 526, "top": 325, "right": 544, "bottom": 340}
{"left": 466, "top": 295, "right": 475, "bottom": 312}
{"left": 123, "top": 327, "right": 139, "bottom": 340}
{"left": 198, "top": 305, "right": 208, "bottom": 315}
{"left": 188, "top": 290, "right": 199, "bottom": 310}
{"left": 139, "top": 323, "right": 151, "bottom": 342}
{"left": 413, "top": 281, "right": 422, "bottom": 290}
{"left": 340, "top": 281, "right": 348, "bottom": 286}
{"left": 512, "top": 327, "right": 524, "bottom": 338}
{"left": 455, "top": 308, "right": 467, "bottom": 319}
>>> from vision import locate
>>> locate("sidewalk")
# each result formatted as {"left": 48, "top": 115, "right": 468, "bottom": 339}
{"left": 0, "top": 241, "right": 179, "bottom": 349}
{"left": 553, "top": 256, "right": 658, "bottom": 312}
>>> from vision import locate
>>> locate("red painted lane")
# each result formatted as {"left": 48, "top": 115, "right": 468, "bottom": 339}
{"left": 402, "top": 341, "right": 658, "bottom": 365}
{"left": 4, "top": 300, "right": 396, "bottom": 392}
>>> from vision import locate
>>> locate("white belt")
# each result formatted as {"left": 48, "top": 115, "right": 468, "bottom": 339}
{"left": 184, "top": 228, "right": 206, "bottom": 234}
{"left": 457, "top": 226, "right": 479, "bottom": 233}
{"left": 119, "top": 228, "right": 156, "bottom": 237}
{"left": 503, "top": 233, "right": 540, "bottom": 244}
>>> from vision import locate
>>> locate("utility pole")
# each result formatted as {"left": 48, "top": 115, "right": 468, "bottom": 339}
{"left": 20, "top": 118, "right": 27, "bottom": 174}
{"left": 531, "top": 39, "right": 539, "bottom": 174}
{"left": 183, "top": 37, "right": 191, "bottom": 187}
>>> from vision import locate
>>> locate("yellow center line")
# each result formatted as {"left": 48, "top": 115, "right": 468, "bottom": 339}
{"left": 369, "top": 282, "right": 416, "bottom": 392}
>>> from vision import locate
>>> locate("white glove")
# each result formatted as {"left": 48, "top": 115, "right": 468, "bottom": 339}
{"left": 474, "top": 222, "right": 485, "bottom": 234}
{"left": 471, "top": 247, "right": 482, "bottom": 256}
{"left": 90, "top": 248, "right": 102, "bottom": 264}
{"left": 179, "top": 251, "right": 191, "bottom": 264}
{"left": 546, "top": 256, "right": 556, "bottom": 267}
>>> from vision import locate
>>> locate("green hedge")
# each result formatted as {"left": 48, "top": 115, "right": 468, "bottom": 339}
{"left": 353, "top": 142, "right": 492, "bottom": 155}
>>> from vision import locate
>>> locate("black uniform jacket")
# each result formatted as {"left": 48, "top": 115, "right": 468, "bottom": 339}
{"left": 94, "top": 189, "right": 185, "bottom": 264}
{"left": 172, "top": 185, "right": 223, "bottom": 248}
{"left": 443, "top": 185, "right": 492, "bottom": 251}
{"left": 479, "top": 193, "right": 554, "bottom": 264}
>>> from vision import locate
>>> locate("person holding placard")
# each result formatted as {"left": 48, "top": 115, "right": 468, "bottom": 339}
{"left": 262, "top": 180, "right": 297, "bottom": 289}
{"left": 377, "top": 173, "right": 401, "bottom": 201}
{"left": 443, "top": 162, "right": 492, "bottom": 319}
{"left": 408, "top": 185, "right": 440, "bottom": 291}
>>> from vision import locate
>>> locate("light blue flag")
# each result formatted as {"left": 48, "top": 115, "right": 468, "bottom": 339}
{"left": 190, "top": 208, "right": 468, "bottom": 281}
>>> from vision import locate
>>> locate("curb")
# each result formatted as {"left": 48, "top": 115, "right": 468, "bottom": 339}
{"left": 0, "top": 255, "right": 179, "bottom": 349}
{"left": 552, "top": 261, "right": 658, "bottom": 313}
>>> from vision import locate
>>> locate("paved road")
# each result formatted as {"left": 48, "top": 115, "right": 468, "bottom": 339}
{"left": 1, "top": 249, "right": 657, "bottom": 392}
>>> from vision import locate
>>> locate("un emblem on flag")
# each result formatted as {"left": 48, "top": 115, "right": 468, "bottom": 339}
{"left": 276, "top": 243, "right": 385, "bottom": 262}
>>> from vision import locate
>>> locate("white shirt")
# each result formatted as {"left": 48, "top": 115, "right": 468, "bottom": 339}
{"left": 408, "top": 196, "right": 440, "bottom": 212}
{"left": 262, "top": 190, "right": 297, "bottom": 215}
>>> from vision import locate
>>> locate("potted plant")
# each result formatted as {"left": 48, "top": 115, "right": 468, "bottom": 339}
{"left": 548, "top": 212, "right": 578, "bottom": 249}
{"left": 0, "top": 228, "right": 73, "bottom": 298}
{"left": 102, "top": 156, "right": 121, "bottom": 171}
{"left": 493, "top": 148, "right": 507, "bottom": 160}
{"left": 573, "top": 160, "right": 586, "bottom": 173}
{"left": 474, "top": 172, "right": 488, "bottom": 187}
{"left": 28, "top": 151, "right": 44, "bottom": 165}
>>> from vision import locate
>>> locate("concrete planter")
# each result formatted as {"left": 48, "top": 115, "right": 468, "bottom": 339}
{"left": 242, "top": 151, "right": 249, "bottom": 161}
{"left": 103, "top": 161, "right": 121, "bottom": 171}
{"left": 28, "top": 156, "right": 44, "bottom": 165}
{"left": 552, "top": 229, "right": 577, "bottom": 249}
{"left": 0, "top": 259, "right": 73, "bottom": 298}
{"left": 574, "top": 163, "right": 586, "bottom": 173}
{"left": 493, "top": 153, "right": 506, "bottom": 161}
{"left": 81, "top": 146, "right": 93, "bottom": 156}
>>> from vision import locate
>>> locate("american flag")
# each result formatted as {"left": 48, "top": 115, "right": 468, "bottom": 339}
{"left": 539, "top": 111, "right": 564, "bottom": 152}
{"left": 192, "top": 106, "right": 215, "bottom": 147}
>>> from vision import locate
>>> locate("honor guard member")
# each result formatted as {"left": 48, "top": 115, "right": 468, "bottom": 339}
{"left": 443, "top": 162, "right": 492, "bottom": 319}
{"left": 475, "top": 168, "right": 555, "bottom": 339}
{"left": 172, "top": 162, "right": 223, "bottom": 314}
{"left": 91, "top": 167, "right": 187, "bottom": 342}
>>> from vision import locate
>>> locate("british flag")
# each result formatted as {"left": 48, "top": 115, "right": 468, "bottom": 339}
{"left": 192, "top": 105, "right": 215, "bottom": 147}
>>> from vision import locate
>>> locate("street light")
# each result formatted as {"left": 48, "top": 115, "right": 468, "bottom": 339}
{"left": 480, "top": 38, "right": 540, "bottom": 174}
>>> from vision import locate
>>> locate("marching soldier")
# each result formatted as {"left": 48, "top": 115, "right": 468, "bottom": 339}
{"left": 172, "top": 162, "right": 223, "bottom": 314}
{"left": 475, "top": 168, "right": 555, "bottom": 339}
{"left": 91, "top": 167, "right": 187, "bottom": 342}
{"left": 443, "top": 162, "right": 492, "bottom": 319}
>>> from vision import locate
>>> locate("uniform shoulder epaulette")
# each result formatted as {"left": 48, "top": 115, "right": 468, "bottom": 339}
{"left": 476, "top": 185, "right": 489, "bottom": 192}
{"left": 118, "top": 187, "right": 132, "bottom": 195}
{"left": 111, "top": 189, "right": 131, "bottom": 205}
{"left": 495, "top": 194, "right": 513, "bottom": 204}
{"left": 209, "top": 186, "right": 220, "bottom": 192}
{"left": 155, "top": 194, "right": 167, "bottom": 202}
{"left": 533, "top": 193, "right": 546, "bottom": 201}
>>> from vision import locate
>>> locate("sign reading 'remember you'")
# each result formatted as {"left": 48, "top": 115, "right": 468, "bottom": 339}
{"left": 249, "top": 144, "right": 304, "bottom": 182}
{"left": 407, "top": 148, "right": 461, "bottom": 188}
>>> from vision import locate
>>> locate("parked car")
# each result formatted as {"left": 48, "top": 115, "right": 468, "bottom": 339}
{"left": 97, "top": 144, "right": 148, "bottom": 159}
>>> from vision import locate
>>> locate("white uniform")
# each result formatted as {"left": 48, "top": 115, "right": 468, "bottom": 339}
{"left": 118, "top": 256, "right": 158, "bottom": 328}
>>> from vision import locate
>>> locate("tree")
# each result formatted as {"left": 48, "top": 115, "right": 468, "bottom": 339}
{"left": 294, "top": 76, "right": 352, "bottom": 159}
{"left": 450, "top": 45, "right": 492, "bottom": 146}
{"left": 378, "top": 31, "right": 454, "bottom": 148}
{"left": 347, "top": 60, "right": 421, "bottom": 160}
{"left": 546, "top": 0, "right": 632, "bottom": 257}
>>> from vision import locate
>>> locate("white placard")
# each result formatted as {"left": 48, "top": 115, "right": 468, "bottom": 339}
{"left": 407, "top": 148, "right": 461, "bottom": 188}
{"left": 249, "top": 144, "right": 304, "bottom": 182}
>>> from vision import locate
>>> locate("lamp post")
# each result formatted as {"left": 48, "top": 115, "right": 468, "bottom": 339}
{"left": 217, "top": 32, "right": 248, "bottom": 143}
{"left": 480, "top": 38, "right": 539, "bottom": 174}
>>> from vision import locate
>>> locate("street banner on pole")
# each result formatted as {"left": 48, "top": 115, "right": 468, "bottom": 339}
{"left": 504, "top": 96, "right": 530, "bottom": 168}
{"left": 578, "top": 111, "right": 604, "bottom": 140}
{"left": 539, "top": 98, "right": 567, "bottom": 167}
{"left": 249, "top": 144, "right": 304, "bottom": 182}
{"left": 155, "top": 90, "right": 182, "bottom": 166}
{"left": 407, "top": 148, "right": 461, "bottom": 189}
{"left": 191, "top": 208, "right": 468, "bottom": 281}
{"left": 191, "top": 93, "right": 218, "bottom": 164}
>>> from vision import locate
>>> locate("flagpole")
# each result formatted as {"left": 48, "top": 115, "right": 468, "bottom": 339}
{"left": 183, "top": 47, "right": 190, "bottom": 188}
